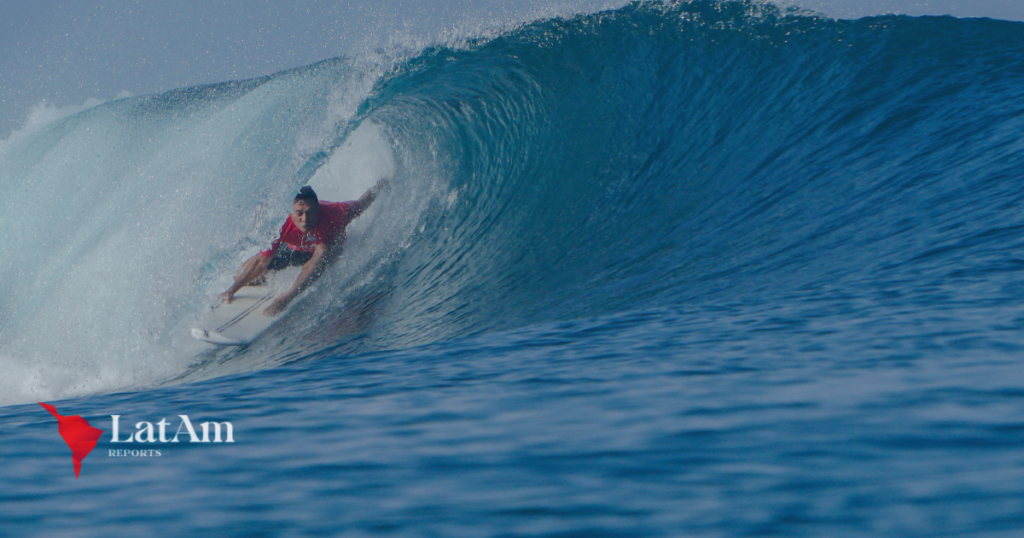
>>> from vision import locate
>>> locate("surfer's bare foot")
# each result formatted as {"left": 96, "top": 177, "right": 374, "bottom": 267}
{"left": 219, "top": 291, "right": 234, "bottom": 304}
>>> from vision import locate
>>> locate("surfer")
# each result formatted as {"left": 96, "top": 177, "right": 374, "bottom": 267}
{"left": 220, "top": 180, "right": 389, "bottom": 316}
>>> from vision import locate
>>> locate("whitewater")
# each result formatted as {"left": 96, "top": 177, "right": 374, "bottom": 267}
{"left": 3, "top": 1, "right": 1024, "bottom": 535}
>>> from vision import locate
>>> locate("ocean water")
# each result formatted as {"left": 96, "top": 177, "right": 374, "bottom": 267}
{"left": 3, "top": 1, "right": 1024, "bottom": 535}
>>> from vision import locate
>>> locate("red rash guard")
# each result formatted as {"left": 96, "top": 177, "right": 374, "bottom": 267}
{"left": 259, "top": 200, "right": 363, "bottom": 258}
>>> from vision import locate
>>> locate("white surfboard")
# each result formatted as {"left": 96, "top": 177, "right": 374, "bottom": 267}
{"left": 192, "top": 267, "right": 301, "bottom": 346}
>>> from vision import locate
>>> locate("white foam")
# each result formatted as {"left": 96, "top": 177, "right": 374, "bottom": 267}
{"left": 309, "top": 122, "right": 396, "bottom": 201}
{"left": 0, "top": 67, "right": 379, "bottom": 406}
{"left": 0, "top": 353, "right": 154, "bottom": 407}
{"left": 0, "top": 92, "right": 135, "bottom": 149}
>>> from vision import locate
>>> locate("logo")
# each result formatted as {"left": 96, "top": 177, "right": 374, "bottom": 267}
{"left": 39, "top": 402, "right": 104, "bottom": 479}
{"left": 41, "top": 403, "right": 237, "bottom": 478}
{"left": 110, "top": 415, "right": 235, "bottom": 443}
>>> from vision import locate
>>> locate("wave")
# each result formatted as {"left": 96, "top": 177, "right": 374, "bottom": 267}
{"left": 2, "top": 0, "right": 1024, "bottom": 404}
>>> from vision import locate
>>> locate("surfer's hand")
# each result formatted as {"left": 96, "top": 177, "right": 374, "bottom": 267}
{"left": 263, "top": 294, "right": 291, "bottom": 316}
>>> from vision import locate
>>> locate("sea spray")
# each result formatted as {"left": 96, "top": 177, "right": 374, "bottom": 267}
{"left": 3, "top": 1, "right": 1024, "bottom": 405}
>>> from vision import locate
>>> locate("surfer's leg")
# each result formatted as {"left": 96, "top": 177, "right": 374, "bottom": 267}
{"left": 236, "top": 254, "right": 271, "bottom": 286}
{"left": 221, "top": 254, "right": 272, "bottom": 303}
{"left": 245, "top": 248, "right": 299, "bottom": 284}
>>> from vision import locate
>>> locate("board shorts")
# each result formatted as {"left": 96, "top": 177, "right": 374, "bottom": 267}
{"left": 266, "top": 245, "right": 313, "bottom": 271}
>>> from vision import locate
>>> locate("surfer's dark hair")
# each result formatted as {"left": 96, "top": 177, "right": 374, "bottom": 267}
{"left": 294, "top": 185, "right": 318, "bottom": 205}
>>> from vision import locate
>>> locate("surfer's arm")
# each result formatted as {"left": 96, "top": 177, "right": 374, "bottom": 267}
{"left": 263, "top": 242, "right": 332, "bottom": 316}
{"left": 357, "top": 179, "right": 390, "bottom": 212}
{"left": 220, "top": 254, "right": 272, "bottom": 304}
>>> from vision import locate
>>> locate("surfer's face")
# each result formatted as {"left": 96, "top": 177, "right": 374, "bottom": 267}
{"left": 291, "top": 200, "right": 321, "bottom": 232}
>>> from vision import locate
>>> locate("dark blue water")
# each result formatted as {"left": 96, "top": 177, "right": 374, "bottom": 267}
{"left": 3, "top": 1, "right": 1024, "bottom": 535}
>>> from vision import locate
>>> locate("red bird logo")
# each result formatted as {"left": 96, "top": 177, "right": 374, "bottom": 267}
{"left": 39, "top": 402, "right": 104, "bottom": 478}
